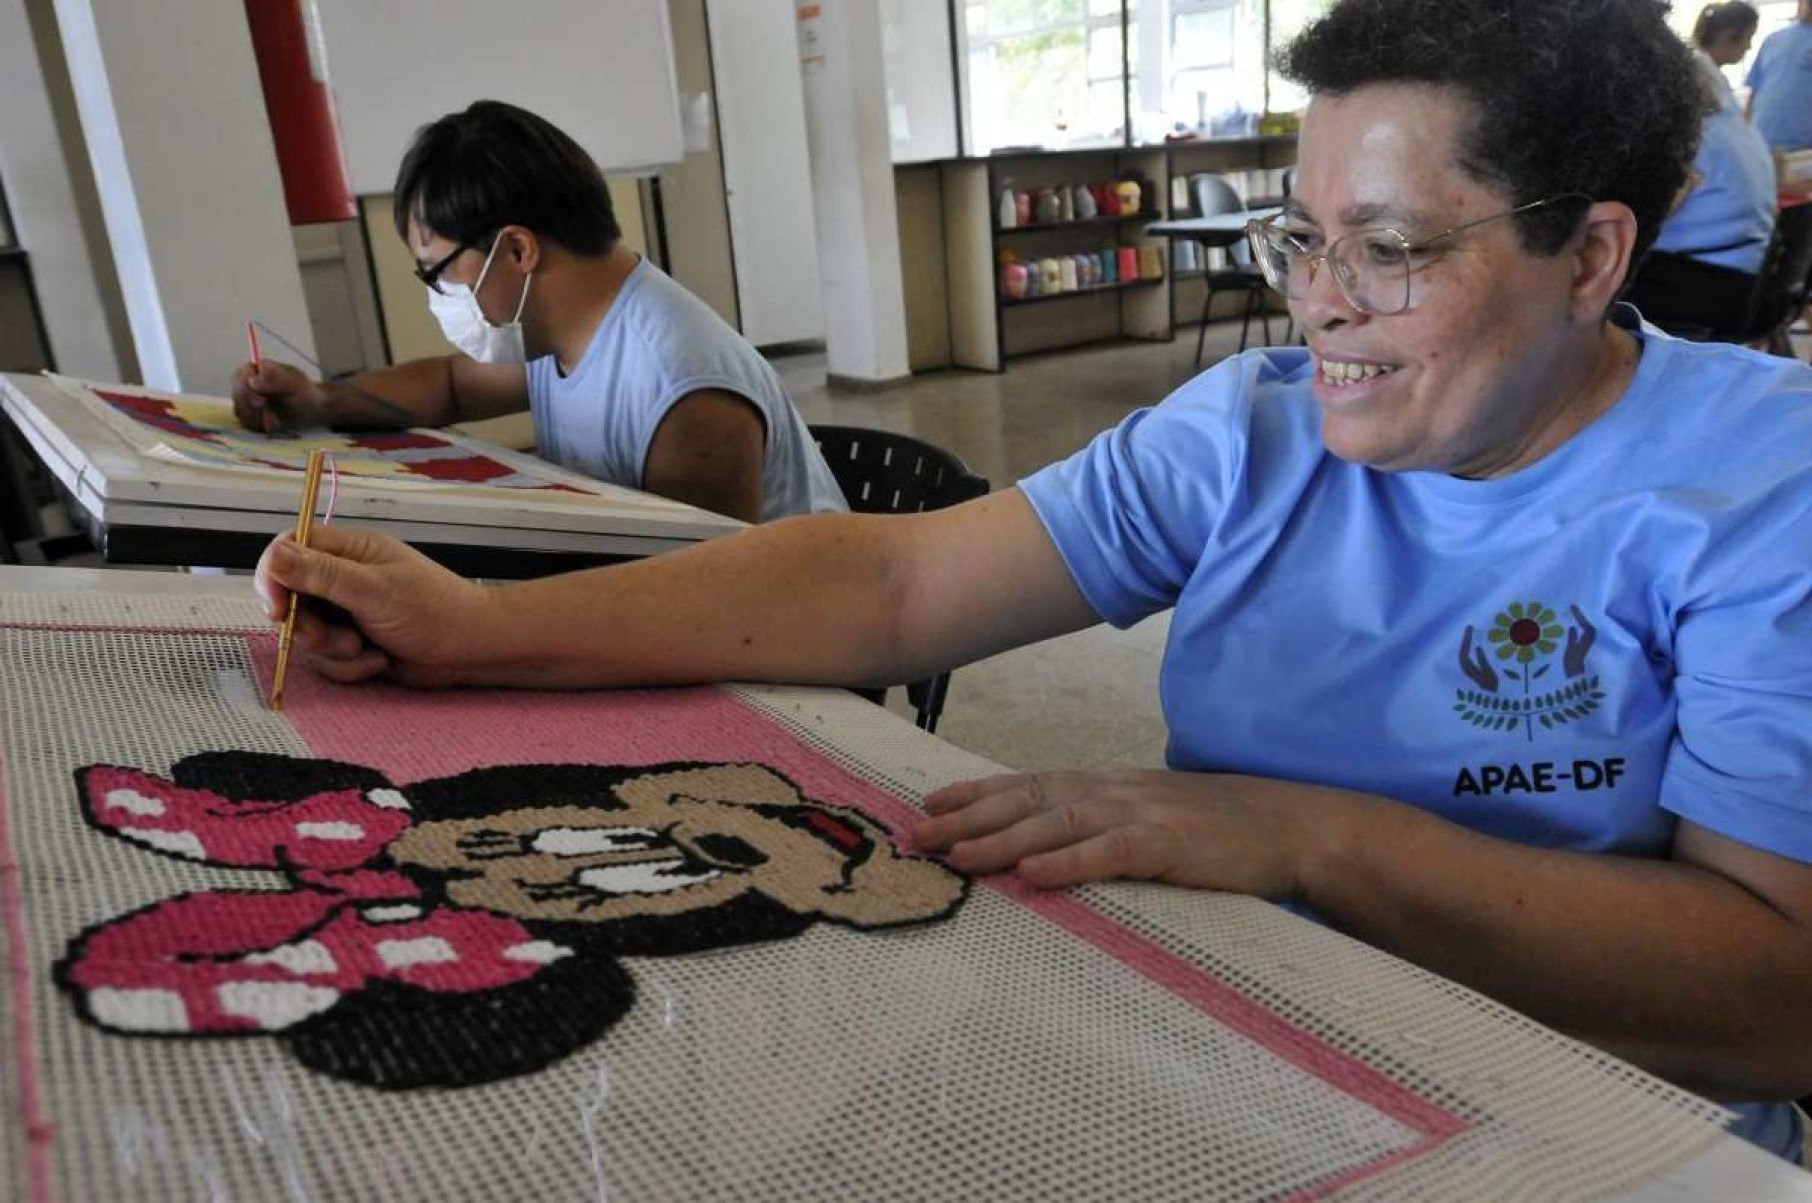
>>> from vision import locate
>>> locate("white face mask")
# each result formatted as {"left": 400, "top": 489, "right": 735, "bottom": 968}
{"left": 427, "top": 236, "right": 533, "bottom": 364}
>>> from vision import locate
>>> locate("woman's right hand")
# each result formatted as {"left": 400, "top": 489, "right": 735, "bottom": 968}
{"left": 232, "top": 360, "right": 333, "bottom": 433}
{"left": 254, "top": 526, "right": 494, "bottom": 689}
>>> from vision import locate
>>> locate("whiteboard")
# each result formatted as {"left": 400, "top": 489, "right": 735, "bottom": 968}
{"left": 312, "top": 0, "right": 684, "bottom": 194}
{"left": 880, "top": 0, "right": 958, "bottom": 163}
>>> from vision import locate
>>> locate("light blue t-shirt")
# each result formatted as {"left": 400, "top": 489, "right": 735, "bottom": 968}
{"left": 526, "top": 259, "right": 846, "bottom": 521}
{"left": 1654, "top": 107, "right": 1777, "bottom": 274}
{"left": 1748, "top": 21, "right": 1812, "bottom": 150}
{"left": 1695, "top": 48, "right": 1740, "bottom": 114}
{"left": 1020, "top": 312, "right": 1812, "bottom": 1160}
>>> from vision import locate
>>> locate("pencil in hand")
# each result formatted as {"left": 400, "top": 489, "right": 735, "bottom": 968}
{"left": 269, "top": 449, "right": 327, "bottom": 711}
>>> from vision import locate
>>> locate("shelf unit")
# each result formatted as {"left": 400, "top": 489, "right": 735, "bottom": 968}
{"left": 997, "top": 213, "right": 1155, "bottom": 236}
{"left": 940, "top": 146, "right": 1172, "bottom": 371}
{"left": 895, "top": 135, "right": 1298, "bottom": 373}
{"left": 1002, "top": 277, "right": 1165, "bottom": 307}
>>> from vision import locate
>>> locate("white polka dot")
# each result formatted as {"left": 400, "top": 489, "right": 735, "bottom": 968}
{"left": 376, "top": 937, "right": 457, "bottom": 969}
{"left": 87, "top": 987, "right": 189, "bottom": 1032}
{"left": 243, "top": 939, "right": 337, "bottom": 976}
{"left": 360, "top": 904, "right": 423, "bottom": 924}
{"left": 120, "top": 828, "right": 206, "bottom": 860}
{"left": 295, "top": 821, "right": 364, "bottom": 841}
{"left": 503, "top": 941, "right": 573, "bottom": 965}
{"left": 102, "top": 788, "right": 165, "bottom": 816}
{"left": 365, "top": 788, "right": 411, "bottom": 810}
{"left": 217, "top": 981, "right": 340, "bottom": 1029}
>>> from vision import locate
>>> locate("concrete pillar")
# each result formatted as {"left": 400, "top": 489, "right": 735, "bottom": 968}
{"left": 52, "top": 0, "right": 314, "bottom": 395}
{"left": 795, "top": 0, "right": 911, "bottom": 386}
{"left": 0, "top": 0, "right": 123, "bottom": 378}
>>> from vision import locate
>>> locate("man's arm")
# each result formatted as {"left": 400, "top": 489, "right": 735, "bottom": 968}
{"left": 918, "top": 771, "right": 1812, "bottom": 1102}
{"left": 233, "top": 355, "right": 528, "bottom": 432}
{"left": 257, "top": 487, "right": 1100, "bottom": 693}
{"left": 640, "top": 389, "right": 766, "bottom": 522}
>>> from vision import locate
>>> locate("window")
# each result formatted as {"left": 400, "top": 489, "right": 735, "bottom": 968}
{"left": 1165, "top": 0, "right": 1246, "bottom": 132}
{"left": 960, "top": 0, "right": 1128, "bottom": 154}
{"left": 956, "top": 0, "right": 1331, "bottom": 155}
{"left": 1263, "top": 0, "right": 1331, "bottom": 112}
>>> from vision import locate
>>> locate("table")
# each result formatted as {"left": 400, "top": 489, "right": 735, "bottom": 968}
{"left": 1144, "top": 207, "right": 1283, "bottom": 244}
{"left": 0, "top": 372, "right": 745, "bottom": 578}
{"left": 1, "top": 564, "right": 1806, "bottom": 1201}
{"left": 1147, "top": 207, "right": 1285, "bottom": 363}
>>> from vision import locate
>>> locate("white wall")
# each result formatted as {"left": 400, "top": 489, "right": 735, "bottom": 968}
{"left": 796, "top": 0, "right": 911, "bottom": 383}
{"left": 53, "top": 0, "right": 314, "bottom": 395}
{"left": 0, "top": 0, "right": 120, "bottom": 377}
{"left": 708, "top": 0, "right": 824, "bottom": 347}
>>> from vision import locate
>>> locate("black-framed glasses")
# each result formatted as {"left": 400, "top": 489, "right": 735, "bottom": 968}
{"left": 1244, "top": 194, "right": 1592, "bottom": 316}
{"left": 412, "top": 232, "right": 493, "bottom": 295}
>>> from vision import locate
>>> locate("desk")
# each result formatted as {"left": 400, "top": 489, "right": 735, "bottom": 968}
{"left": 1, "top": 565, "right": 1806, "bottom": 1201}
{"left": 1147, "top": 208, "right": 1285, "bottom": 362}
{"left": 0, "top": 372, "right": 745, "bottom": 578}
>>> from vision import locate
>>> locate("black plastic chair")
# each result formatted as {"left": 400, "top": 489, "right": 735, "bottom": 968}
{"left": 1633, "top": 204, "right": 1812, "bottom": 354}
{"left": 1189, "top": 172, "right": 1274, "bottom": 364}
{"left": 810, "top": 425, "right": 990, "bottom": 734}
{"left": 1738, "top": 203, "right": 1812, "bottom": 356}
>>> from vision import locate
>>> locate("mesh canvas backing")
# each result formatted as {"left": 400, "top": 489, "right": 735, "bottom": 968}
{"left": 0, "top": 588, "right": 1736, "bottom": 1202}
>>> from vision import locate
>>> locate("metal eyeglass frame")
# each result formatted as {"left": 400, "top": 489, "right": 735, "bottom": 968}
{"left": 1244, "top": 194, "right": 1592, "bottom": 315}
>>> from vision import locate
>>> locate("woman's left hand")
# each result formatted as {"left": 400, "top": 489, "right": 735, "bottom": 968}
{"left": 914, "top": 770, "right": 1360, "bottom": 896}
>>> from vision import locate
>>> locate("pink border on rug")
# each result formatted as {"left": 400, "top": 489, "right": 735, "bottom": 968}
{"left": 251, "top": 635, "right": 1470, "bottom": 1189}
{"left": 0, "top": 753, "right": 58, "bottom": 1203}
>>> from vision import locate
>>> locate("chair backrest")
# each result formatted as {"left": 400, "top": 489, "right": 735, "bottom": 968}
{"left": 1737, "top": 202, "right": 1812, "bottom": 344}
{"left": 1191, "top": 172, "right": 1257, "bottom": 268}
{"left": 809, "top": 425, "right": 989, "bottom": 515}
{"left": 807, "top": 425, "right": 988, "bottom": 734}
{"left": 1190, "top": 172, "right": 1245, "bottom": 218}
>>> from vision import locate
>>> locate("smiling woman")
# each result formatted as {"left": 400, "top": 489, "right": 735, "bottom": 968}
{"left": 1271, "top": 84, "right": 1645, "bottom": 477}
{"left": 258, "top": 0, "right": 1812, "bottom": 1166}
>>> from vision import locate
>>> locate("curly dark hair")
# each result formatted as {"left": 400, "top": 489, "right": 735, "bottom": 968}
{"left": 1277, "top": 0, "right": 1712, "bottom": 264}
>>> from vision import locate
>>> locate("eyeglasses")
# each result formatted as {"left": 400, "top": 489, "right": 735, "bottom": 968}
{"left": 1244, "top": 194, "right": 1591, "bottom": 316}
{"left": 412, "top": 233, "right": 493, "bottom": 295}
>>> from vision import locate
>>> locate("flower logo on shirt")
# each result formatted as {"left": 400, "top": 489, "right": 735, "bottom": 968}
{"left": 1456, "top": 600, "right": 1604, "bottom": 740}
{"left": 1487, "top": 601, "right": 1562, "bottom": 663}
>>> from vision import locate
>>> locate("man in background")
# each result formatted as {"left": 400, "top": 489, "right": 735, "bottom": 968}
{"left": 233, "top": 101, "right": 845, "bottom": 524}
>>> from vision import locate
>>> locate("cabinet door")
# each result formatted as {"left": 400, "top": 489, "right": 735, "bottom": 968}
{"left": 706, "top": 0, "right": 825, "bottom": 346}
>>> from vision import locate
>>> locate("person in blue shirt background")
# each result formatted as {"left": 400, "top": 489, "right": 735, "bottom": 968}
{"left": 256, "top": 0, "right": 1812, "bottom": 1163}
{"left": 1748, "top": 0, "right": 1812, "bottom": 152}
{"left": 230, "top": 101, "right": 846, "bottom": 524}
{"left": 1692, "top": 1, "right": 1759, "bottom": 109}
{"left": 1626, "top": 6, "right": 1776, "bottom": 339}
